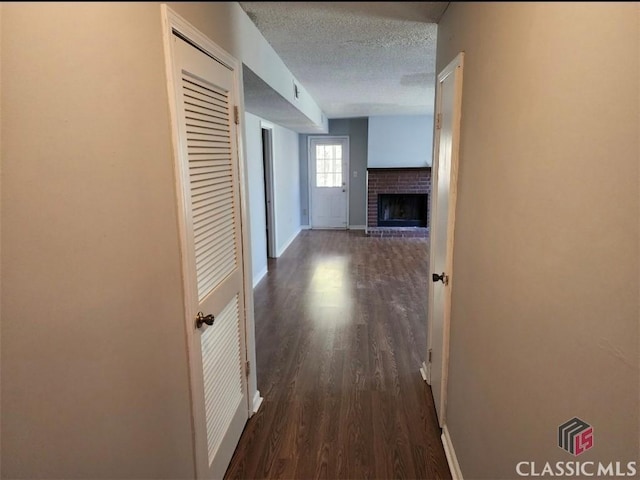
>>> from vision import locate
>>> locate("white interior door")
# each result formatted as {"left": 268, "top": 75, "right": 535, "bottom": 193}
{"left": 310, "top": 137, "right": 349, "bottom": 228}
{"left": 427, "top": 53, "right": 464, "bottom": 427}
{"left": 170, "top": 32, "right": 249, "bottom": 478}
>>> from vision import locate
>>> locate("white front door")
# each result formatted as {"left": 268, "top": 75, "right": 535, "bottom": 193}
{"left": 309, "top": 137, "right": 349, "bottom": 229}
{"left": 167, "top": 26, "right": 249, "bottom": 479}
{"left": 427, "top": 53, "right": 464, "bottom": 427}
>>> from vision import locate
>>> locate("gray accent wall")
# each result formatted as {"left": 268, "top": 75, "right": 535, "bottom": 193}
{"left": 300, "top": 118, "right": 369, "bottom": 227}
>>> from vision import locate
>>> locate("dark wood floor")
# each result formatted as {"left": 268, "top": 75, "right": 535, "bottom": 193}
{"left": 225, "top": 230, "right": 451, "bottom": 480}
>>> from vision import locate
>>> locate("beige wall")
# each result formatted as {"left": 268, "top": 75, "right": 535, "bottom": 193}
{"left": 0, "top": 3, "right": 195, "bottom": 477}
{"left": 437, "top": 3, "right": 639, "bottom": 478}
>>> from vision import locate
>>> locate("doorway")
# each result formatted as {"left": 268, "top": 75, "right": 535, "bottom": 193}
{"left": 261, "top": 126, "right": 276, "bottom": 258}
{"left": 308, "top": 136, "right": 349, "bottom": 229}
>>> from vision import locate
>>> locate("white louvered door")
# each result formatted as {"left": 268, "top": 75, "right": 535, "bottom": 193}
{"left": 172, "top": 34, "right": 248, "bottom": 479}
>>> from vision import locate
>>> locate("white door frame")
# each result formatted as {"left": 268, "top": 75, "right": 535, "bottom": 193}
{"left": 260, "top": 121, "right": 277, "bottom": 258}
{"left": 308, "top": 135, "right": 350, "bottom": 229}
{"left": 160, "top": 4, "right": 257, "bottom": 475}
{"left": 425, "top": 52, "right": 464, "bottom": 427}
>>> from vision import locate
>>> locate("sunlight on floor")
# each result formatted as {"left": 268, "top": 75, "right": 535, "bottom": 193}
{"left": 308, "top": 255, "right": 353, "bottom": 327}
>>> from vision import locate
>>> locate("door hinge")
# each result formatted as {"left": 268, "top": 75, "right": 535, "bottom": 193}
{"left": 245, "top": 360, "right": 250, "bottom": 376}
{"left": 435, "top": 113, "right": 442, "bottom": 130}
{"left": 428, "top": 349, "right": 433, "bottom": 363}
{"left": 234, "top": 106, "right": 240, "bottom": 125}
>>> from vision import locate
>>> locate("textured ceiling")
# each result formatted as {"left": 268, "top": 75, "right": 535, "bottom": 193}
{"left": 239, "top": 2, "right": 448, "bottom": 120}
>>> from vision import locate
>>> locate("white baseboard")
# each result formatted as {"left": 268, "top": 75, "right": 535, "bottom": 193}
{"left": 420, "top": 361, "right": 428, "bottom": 382}
{"left": 252, "top": 390, "right": 263, "bottom": 415}
{"left": 442, "top": 425, "right": 463, "bottom": 480}
{"left": 276, "top": 228, "right": 301, "bottom": 257}
{"left": 252, "top": 266, "right": 268, "bottom": 288}
{"left": 301, "top": 224, "right": 311, "bottom": 230}
{"left": 349, "top": 225, "right": 366, "bottom": 230}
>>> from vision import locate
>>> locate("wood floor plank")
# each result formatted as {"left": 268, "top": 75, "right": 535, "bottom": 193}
{"left": 225, "top": 230, "right": 451, "bottom": 480}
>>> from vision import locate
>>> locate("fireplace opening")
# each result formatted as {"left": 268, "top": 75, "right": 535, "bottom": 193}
{"left": 377, "top": 193, "right": 428, "bottom": 227}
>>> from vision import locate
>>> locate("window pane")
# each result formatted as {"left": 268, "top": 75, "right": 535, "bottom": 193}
{"left": 315, "top": 143, "right": 344, "bottom": 187}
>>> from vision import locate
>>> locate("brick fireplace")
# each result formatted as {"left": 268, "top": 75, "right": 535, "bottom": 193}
{"left": 366, "top": 167, "right": 431, "bottom": 238}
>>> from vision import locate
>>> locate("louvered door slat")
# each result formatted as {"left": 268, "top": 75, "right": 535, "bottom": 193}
{"left": 185, "top": 95, "right": 229, "bottom": 113}
{"left": 195, "top": 239, "right": 234, "bottom": 273}
{"left": 182, "top": 73, "right": 238, "bottom": 302}
{"left": 186, "top": 114, "right": 229, "bottom": 129}
{"left": 184, "top": 88, "right": 229, "bottom": 108}
{"left": 193, "top": 211, "right": 234, "bottom": 243}
{"left": 192, "top": 190, "right": 233, "bottom": 214}
{"left": 192, "top": 193, "right": 233, "bottom": 215}
{"left": 192, "top": 184, "right": 233, "bottom": 197}
{"left": 194, "top": 221, "right": 234, "bottom": 260}
{"left": 193, "top": 222, "right": 235, "bottom": 268}
{"left": 190, "top": 163, "right": 232, "bottom": 175}
{"left": 188, "top": 156, "right": 233, "bottom": 166}
{"left": 185, "top": 104, "right": 229, "bottom": 121}
{"left": 190, "top": 171, "right": 232, "bottom": 185}
{"left": 195, "top": 236, "right": 235, "bottom": 277}
{"left": 192, "top": 201, "right": 234, "bottom": 235}
{"left": 198, "top": 257, "right": 237, "bottom": 297}
{"left": 187, "top": 125, "right": 229, "bottom": 141}
{"left": 185, "top": 116, "right": 230, "bottom": 130}
{"left": 186, "top": 125, "right": 230, "bottom": 136}
{"left": 196, "top": 237, "right": 235, "bottom": 275}
{"left": 188, "top": 145, "right": 230, "bottom": 154}
{"left": 184, "top": 79, "right": 227, "bottom": 102}
{"left": 193, "top": 200, "right": 233, "bottom": 227}
{"left": 200, "top": 295, "right": 243, "bottom": 462}
{"left": 193, "top": 229, "right": 232, "bottom": 261}
{"left": 185, "top": 102, "right": 228, "bottom": 117}
{"left": 188, "top": 133, "right": 232, "bottom": 143}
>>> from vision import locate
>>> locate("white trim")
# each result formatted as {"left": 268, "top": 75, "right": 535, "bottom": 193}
{"left": 348, "top": 225, "right": 366, "bottom": 230}
{"left": 276, "top": 227, "right": 301, "bottom": 257}
{"left": 252, "top": 390, "right": 264, "bottom": 415}
{"left": 300, "top": 224, "right": 312, "bottom": 230}
{"left": 252, "top": 266, "right": 268, "bottom": 288}
{"left": 161, "top": 5, "right": 237, "bottom": 70}
{"left": 260, "top": 124, "right": 277, "bottom": 258}
{"left": 442, "top": 425, "right": 463, "bottom": 480}
{"left": 308, "top": 135, "right": 350, "bottom": 229}
{"left": 365, "top": 170, "right": 370, "bottom": 234}
{"left": 420, "top": 361, "right": 428, "bottom": 382}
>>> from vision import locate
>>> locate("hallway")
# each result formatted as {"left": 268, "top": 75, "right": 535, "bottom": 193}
{"left": 225, "top": 230, "right": 451, "bottom": 479}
